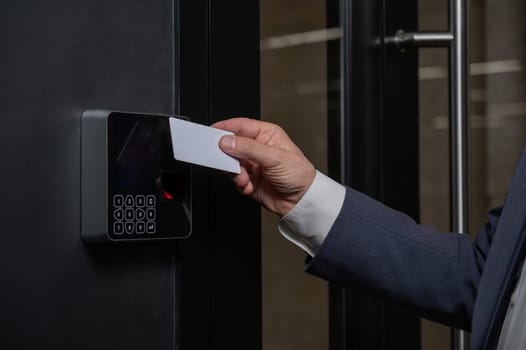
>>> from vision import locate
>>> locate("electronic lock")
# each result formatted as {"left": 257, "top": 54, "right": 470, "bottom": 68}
{"left": 81, "top": 110, "right": 191, "bottom": 243}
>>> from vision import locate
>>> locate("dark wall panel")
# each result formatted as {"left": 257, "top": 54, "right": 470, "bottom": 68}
{"left": 0, "top": 2, "right": 177, "bottom": 349}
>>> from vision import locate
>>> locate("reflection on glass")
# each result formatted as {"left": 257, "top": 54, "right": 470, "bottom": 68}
{"left": 260, "top": 1, "right": 336, "bottom": 349}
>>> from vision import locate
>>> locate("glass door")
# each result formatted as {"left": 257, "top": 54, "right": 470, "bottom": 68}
{"left": 419, "top": 0, "right": 526, "bottom": 349}
{"left": 260, "top": 0, "right": 421, "bottom": 349}
{"left": 260, "top": 1, "right": 334, "bottom": 349}
{"left": 330, "top": 0, "right": 422, "bottom": 349}
{"left": 261, "top": 0, "right": 526, "bottom": 349}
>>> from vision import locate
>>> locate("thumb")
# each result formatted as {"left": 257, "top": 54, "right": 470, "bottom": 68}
{"left": 219, "top": 135, "right": 279, "bottom": 168}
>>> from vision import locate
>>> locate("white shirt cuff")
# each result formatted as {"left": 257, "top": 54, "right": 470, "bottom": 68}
{"left": 278, "top": 170, "right": 346, "bottom": 257}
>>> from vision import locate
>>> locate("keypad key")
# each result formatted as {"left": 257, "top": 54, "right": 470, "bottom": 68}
{"left": 146, "top": 208, "right": 156, "bottom": 221}
{"left": 136, "top": 222, "right": 145, "bottom": 234}
{"left": 146, "top": 195, "right": 156, "bottom": 207}
{"left": 113, "top": 208, "right": 124, "bottom": 221}
{"left": 136, "top": 209, "right": 145, "bottom": 221}
{"left": 114, "top": 222, "right": 124, "bottom": 235}
{"left": 136, "top": 195, "right": 145, "bottom": 207}
{"left": 146, "top": 221, "right": 156, "bottom": 234}
{"left": 125, "top": 195, "right": 134, "bottom": 207}
{"left": 113, "top": 195, "right": 124, "bottom": 208}
{"left": 125, "top": 222, "right": 134, "bottom": 234}
{"left": 125, "top": 208, "right": 134, "bottom": 221}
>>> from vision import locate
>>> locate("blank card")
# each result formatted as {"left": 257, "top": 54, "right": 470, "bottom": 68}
{"left": 169, "top": 117, "right": 241, "bottom": 174}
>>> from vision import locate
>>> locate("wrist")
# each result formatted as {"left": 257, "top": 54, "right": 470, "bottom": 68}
{"left": 277, "top": 197, "right": 303, "bottom": 218}
{"left": 278, "top": 164, "right": 316, "bottom": 217}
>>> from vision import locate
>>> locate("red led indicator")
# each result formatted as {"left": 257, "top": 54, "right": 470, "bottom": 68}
{"left": 163, "top": 190, "right": 174, "bottom": 200}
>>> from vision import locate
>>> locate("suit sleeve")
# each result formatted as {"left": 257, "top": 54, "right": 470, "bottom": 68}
{"left": 305, "top": 187, "right": 502, "bottom": 330}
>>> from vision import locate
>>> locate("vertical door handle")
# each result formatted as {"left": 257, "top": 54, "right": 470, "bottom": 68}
{"left": 385, "top": 0, "right": 469, "bottom": 349}
{"left": 449, "top": 1, "right": 469, "bottom": 348}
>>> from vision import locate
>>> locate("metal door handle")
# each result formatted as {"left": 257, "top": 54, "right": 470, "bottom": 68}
{"left": 384, "top": 30, "right": 453, "bottom": 49}
{"left": 385, "top": 0, "right": 469, "bottom": 349}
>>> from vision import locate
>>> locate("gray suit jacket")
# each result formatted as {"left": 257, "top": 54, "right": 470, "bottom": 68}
{"left": 306, "top": 146, "right": 526, "bottom": 350}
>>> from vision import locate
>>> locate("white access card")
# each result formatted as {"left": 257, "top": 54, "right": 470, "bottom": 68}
{"left": 169, "top": 117, "right": 241, "bottom": 174}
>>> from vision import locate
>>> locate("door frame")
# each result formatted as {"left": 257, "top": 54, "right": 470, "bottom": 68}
{"left": 178, "top": 0, "right": 261, "bottom": 349}
{"left": 327, "top": 0, "right": 421, "bottom": 348}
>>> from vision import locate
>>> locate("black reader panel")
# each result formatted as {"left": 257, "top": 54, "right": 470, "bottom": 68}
{"left": 81, "top": 110, "right": 191, "bottom": 243}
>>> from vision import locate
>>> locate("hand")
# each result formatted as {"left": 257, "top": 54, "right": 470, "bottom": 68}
{"left": 212, "top": 118, "right": 316, "bottom": 217}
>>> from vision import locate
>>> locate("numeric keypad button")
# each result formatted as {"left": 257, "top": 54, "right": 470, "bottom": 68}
{"left": 125, "top": 195, "right": 134, "bottom": 207}
{"left": 114, "top": 222, "right": 124, "bottom": 235}
{"left": 146, "top": 195, "right": 156, "bottom": 207}
{"left": 113, "top": 195, "right": 124, "bottom": 208}
{"left": 125, "top": 208, "right": 134, "bottom": 221}
{"left": 113, "top": 208, "right": 124, "bottom": 221}
{"left": 146, "top": 221, "right": 156, "bottom": 234}
{"left": 136, "top": 209, "right": 145, "bottom": 221}
{"left": 136, "top": 195, "right": 145, "bottom": 207}
{"left": 146, "top": 208, "right": 156, "bottom": 221}
{"left": 125, "top": 222, "right": 134, "bottom": 234}
{"left": 136, "top": 222, "right": 145, "bottom": 234}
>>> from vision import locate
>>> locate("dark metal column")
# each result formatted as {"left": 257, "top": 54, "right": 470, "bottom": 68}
{"left": 328, "top": 0, "right": 421, "bottom": 348}
{"left": 449, "top": 1, "right": 470, "bottom": 348}
{"left": 178, "top": 0, "right": 261, "bottom": 349}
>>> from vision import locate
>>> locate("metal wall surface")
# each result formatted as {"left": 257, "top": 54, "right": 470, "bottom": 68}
{"left": 0, "top": 1, "right": 178, "bottom": 348}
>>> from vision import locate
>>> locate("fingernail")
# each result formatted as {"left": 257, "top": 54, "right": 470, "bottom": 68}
{"left": 221, "top": 136, "right": 236, "bottom": 150}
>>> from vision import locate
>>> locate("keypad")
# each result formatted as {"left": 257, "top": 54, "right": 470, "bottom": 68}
{"left": 113, "top": 194, "right": 157, "bottom": 236}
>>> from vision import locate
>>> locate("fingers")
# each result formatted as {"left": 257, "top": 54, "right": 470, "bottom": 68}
{"left": 232, "top": 165, "right": 250, "bottom": 188}
{"left": 231, "top": 165, "right": 255, "bottom": 196}
{"left": 219, "top": 135, "right": 280, "bottom": 168}
{"left": 212, "top": 118, "right": 275, "bottom": 139}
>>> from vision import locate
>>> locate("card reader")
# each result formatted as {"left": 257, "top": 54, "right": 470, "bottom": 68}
{"left": 81, "top": 110, "right": 191, "bottom": 243}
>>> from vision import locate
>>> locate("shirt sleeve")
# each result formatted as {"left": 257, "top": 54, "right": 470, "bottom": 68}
{"left": 278, "top": 170, "right": 346, "bottom": 257}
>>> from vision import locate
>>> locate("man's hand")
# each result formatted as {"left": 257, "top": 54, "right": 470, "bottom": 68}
{"left": 212, "top": 118, "right": 316, "bottom": 217}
